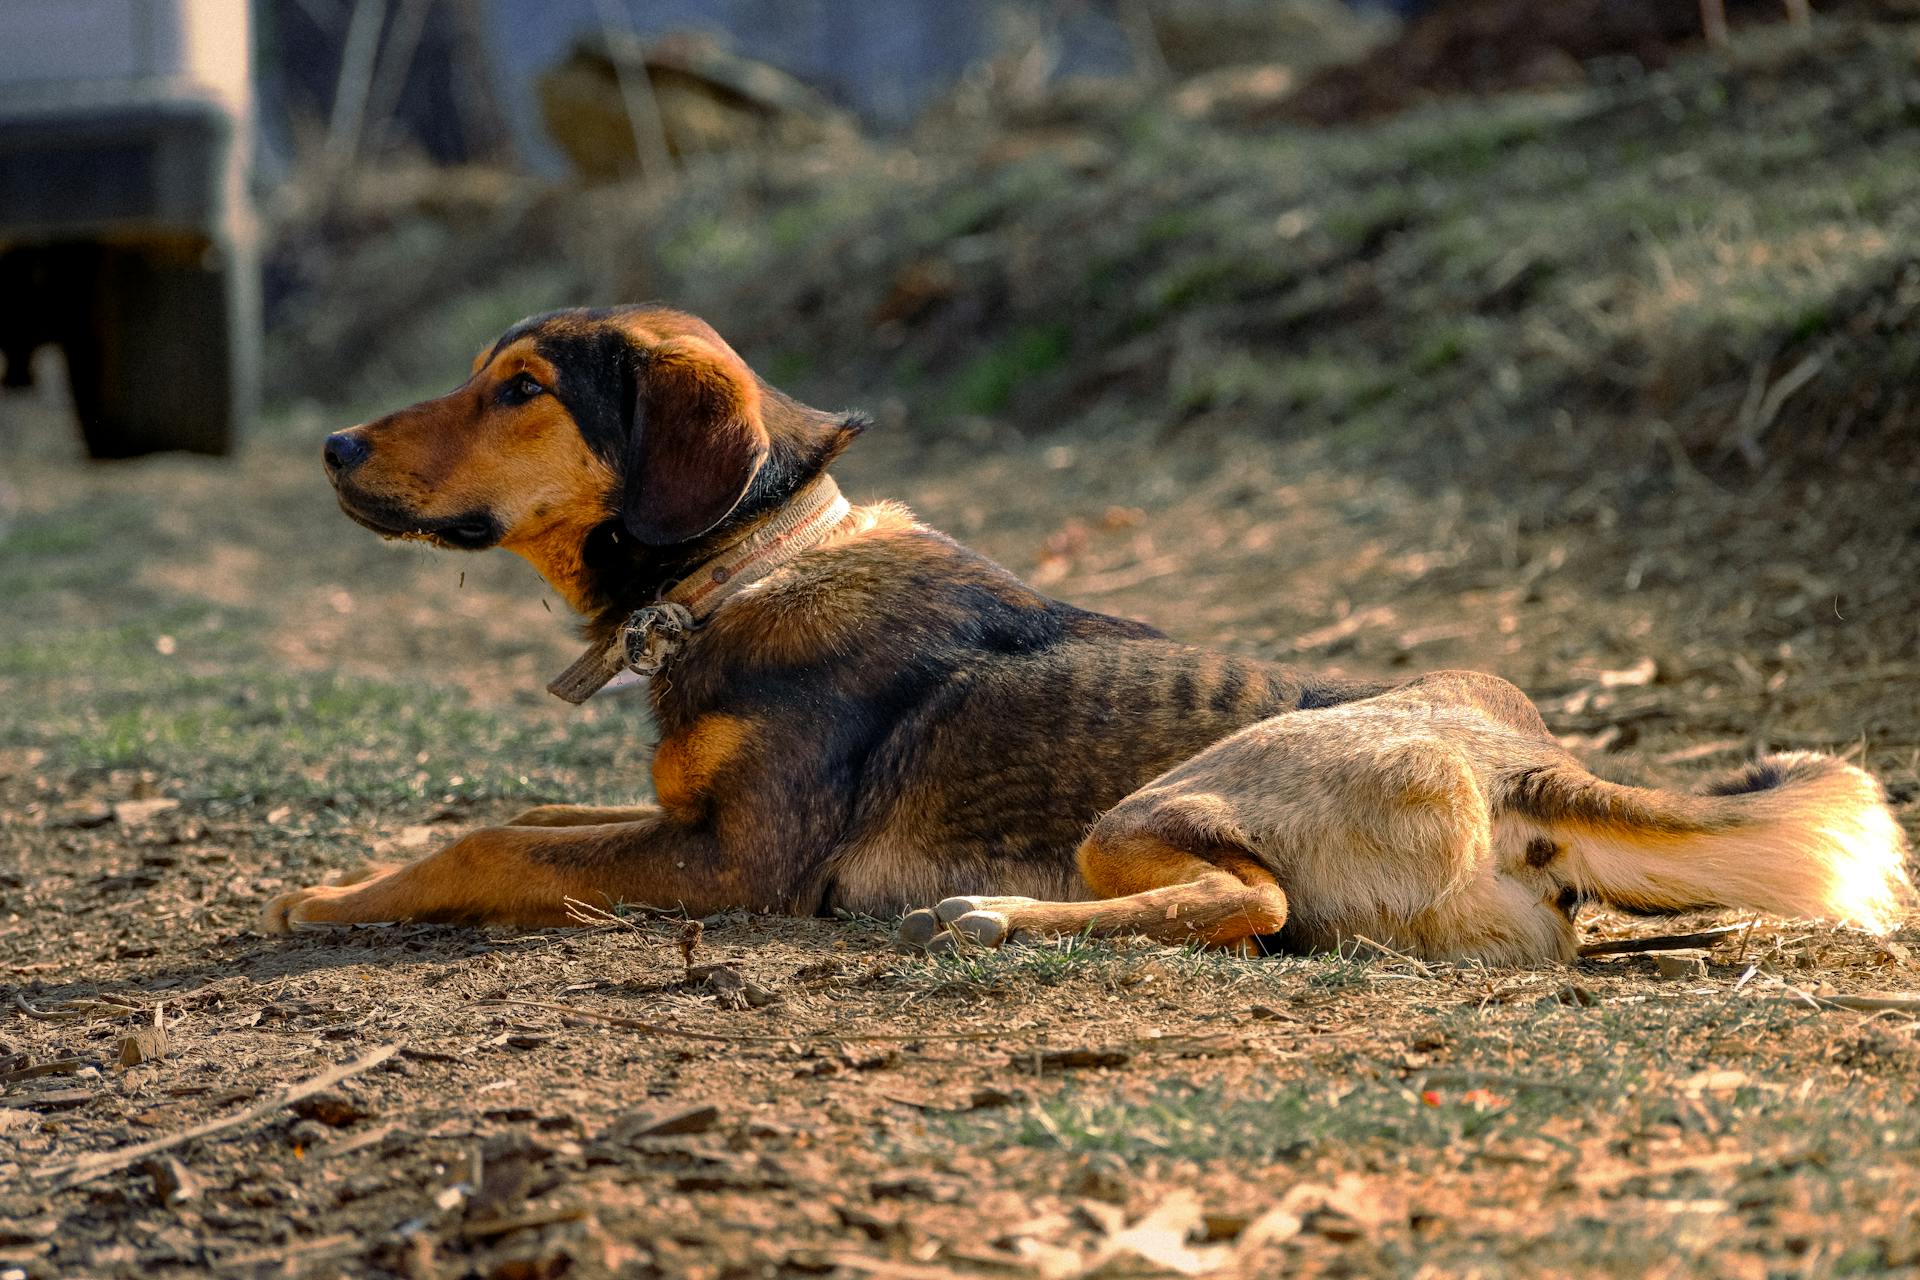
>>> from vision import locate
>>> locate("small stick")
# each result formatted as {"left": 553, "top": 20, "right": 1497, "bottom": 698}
{"left": 1579, "top": 924, "right": 1749, "bottom": 956}
{"left": 460, "top": 1205, "right": 588, "bottom": 1241}
{"left": 1412, "top": 1068, "right": 1601, "bottom": 1096}
{"left": 13, "top": 994, "right": 145, "bottom": 1021}
{"left": 1765, "top": 992, "right": 1920, "bottom": 1014}
{"left": 1348, "top": 934, "right": 1436, "bottom": 977}
{"left": 0, "top": 1056, "right": 89, "bottom": 1086}
{"left": 484, "top": 999, "right": 1254, "bottom": 1056}
{"left": 480, "top": 998, "right": 1003, "bottom": 1044}
{"left": 38, "top": 1044, "right": 400, "bottom": 1189}
{"left": 562, "top": 896, "right": 685, "bottom": 928}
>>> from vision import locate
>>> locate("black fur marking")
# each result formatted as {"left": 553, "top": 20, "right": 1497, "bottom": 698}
{"left": 1555, "top": 885, "right": 1582, "bottom": 917}
{"left": 1210, "top": 661, "right": 1247, "bottom": 716}
{"left": 1704, "top": 760, "right": 1786, "bottom": 796}
{"left": 533, "top": 327, "right": 637, "bottom": 468}
{"left": 1525, "top": 835, "right": 1561, "bottom": 868}
{"left": 1296, "top": 678, "right": 1375, "bottom": 711}
{"left": 335, "top": 492, "right": 502, "bottom": 550}
{"left": 488, "top": 305, "right": 637, "bottom": 369}
{"left": 1171, "top": 666, "right": 1198, "bottom": 716}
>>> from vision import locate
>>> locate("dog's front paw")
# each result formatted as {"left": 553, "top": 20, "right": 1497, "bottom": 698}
{"left": 896, "top": 895, "right": 1040, "bottom": 953}
{"left": 260, "top": 885, "right": 332, "bottom": 934}
{"left": 260, "top": 871, "right": 400, "bottom": 935}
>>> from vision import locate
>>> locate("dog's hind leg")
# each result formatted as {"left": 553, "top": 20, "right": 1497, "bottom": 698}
{"left": 897, "top": 831, "right": 1288, "bottom": 952}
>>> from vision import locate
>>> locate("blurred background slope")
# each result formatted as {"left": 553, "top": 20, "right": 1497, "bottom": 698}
{"left": 3, "top": 0, "right": 1918, "bottom": 763}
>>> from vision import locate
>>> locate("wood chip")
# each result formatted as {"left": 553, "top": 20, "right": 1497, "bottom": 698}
{"left": 114, "top": 798, "right": 181, "bottom": 825}
{"left": 1653, "top": 951, "right": 1710, "bottom": 980}
{"left": 0, "top": 1218, "right": 57, "bottom": 1247}
{"left": 139, "top": 1155, "right": 202, "bottom": 1206}
{"left": 1027, "top": 1047, "right": 1132, "bottom": 1072}
{"left": 612, "top": 1102, "right": 720, "bottom": 1139}
{"left": 6, "top": 1088, "right": 93, "bottom": 1111}
{"left": 119, "top": 1028, "right": 171, "bottom": 1067}
{"left": 0, "top": 1057, "right": 89, "bottom": 1086}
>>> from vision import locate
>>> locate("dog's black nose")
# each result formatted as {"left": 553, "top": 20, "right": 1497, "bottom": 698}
{"left": 322, "top": 431, "right": 370, "bottom": 476}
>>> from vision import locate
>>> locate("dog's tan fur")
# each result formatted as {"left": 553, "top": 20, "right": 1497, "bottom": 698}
{"left": 273, "top": 305, "right": 1913, "bottom": 963}
{"left": 930, "top": 675, "right": 1910, "bottom": 964}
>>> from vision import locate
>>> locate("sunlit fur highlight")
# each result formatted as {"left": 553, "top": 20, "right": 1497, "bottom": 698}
{"left": 1553, "top": 751, "right": 1910, "bottom": 935}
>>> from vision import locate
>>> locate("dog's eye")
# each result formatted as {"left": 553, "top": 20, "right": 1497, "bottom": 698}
{"left": 500, "top": 374, "right": 545, "bottom": 405}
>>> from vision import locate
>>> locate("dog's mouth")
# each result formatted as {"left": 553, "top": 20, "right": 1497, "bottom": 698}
{"left": 334, "top": 491, "right": 502, "bottom": 550}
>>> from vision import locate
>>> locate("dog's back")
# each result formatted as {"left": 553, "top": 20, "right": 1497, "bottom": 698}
{"left": 764, "top": 528, "right": 1388, "bottom": 911}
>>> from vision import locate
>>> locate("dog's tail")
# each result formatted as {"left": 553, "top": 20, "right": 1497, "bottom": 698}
{"left": 1502, "top": 752, "right": 1911, "bottom": 931}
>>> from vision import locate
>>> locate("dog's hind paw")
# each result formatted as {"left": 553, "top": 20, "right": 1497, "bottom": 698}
{"left": 895, "top": 895, "right": 1039, "bottom": 953}
{"left": 896, "top": 907, "right": 942, "bottom": 950}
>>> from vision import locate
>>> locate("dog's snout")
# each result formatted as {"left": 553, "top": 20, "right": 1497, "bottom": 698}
{"left": 323, "top": 431, "right": 370, "bottom": 477}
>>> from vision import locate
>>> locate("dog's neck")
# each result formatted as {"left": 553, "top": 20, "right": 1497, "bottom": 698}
{"left": 565, "top": 404, "right": 865, "bottom": 633}
{"left": 655, "top": 471, "right": 852, "bottom": 619}
{"left": 546, "top": 472, "right": 854, "bottom": 703}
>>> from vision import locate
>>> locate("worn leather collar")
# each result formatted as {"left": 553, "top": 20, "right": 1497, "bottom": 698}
{"left": 546, "top": 474, "right": 853, "bottom": 704}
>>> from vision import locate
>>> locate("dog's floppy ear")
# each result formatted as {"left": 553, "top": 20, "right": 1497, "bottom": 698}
{"left": 621, "top": 335, "right": 771, "bottom": 546}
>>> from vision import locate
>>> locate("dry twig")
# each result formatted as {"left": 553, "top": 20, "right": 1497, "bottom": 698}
{"left": 38, "top": 1044, "right": 400, "bottom": 1189}
{"left": 1765, "top": 990, "right": 1920, "bottom": 1014}
{"left": 1412, "top": 1067, "right": 1601, "bottom": 1096}
{"left": 1348, "top": 934, "right": 1437, "bottom": 976}
{"left": 479, "top": 997, "right": 1002, "bottom": 1044}
{"left": 1579, "top": 923, "right": 1750, "bottom": 956}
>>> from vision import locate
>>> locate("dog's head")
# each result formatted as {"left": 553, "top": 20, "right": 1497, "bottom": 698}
{"left": 323, "top": 306, "right": 861, "bottom": 615}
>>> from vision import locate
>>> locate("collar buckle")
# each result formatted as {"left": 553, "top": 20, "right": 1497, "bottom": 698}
{"left": 619, "top": 601, "right": 696, "bottom": 677}
{"left": 546, "top": 473, "right": 854, "bottom": 703}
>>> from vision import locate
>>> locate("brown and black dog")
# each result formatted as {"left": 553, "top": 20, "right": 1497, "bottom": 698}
{"left": 266, "top": 305, "right": 1912, "bottom": 963}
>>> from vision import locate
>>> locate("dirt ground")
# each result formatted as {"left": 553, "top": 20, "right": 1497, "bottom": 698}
{"left": 5, "top": 17, "right": 1920, "bottom": 1276}
{"left": 2, "top": 346, "right": 1917, "bottom": 1278}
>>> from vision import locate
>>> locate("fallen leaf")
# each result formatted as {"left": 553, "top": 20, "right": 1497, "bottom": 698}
{"left": 290, "top": 1091, "right": 371, "bottom": 1127}
{"left": 138, "top": 1155, "right": 201, "bottom": 1206}
{"left": 113, "top": 798, "right": 180, "bottom": 826}
{"left": 610, "top": 1103, "right": 720, "bottom": 1140}
{"left": 1597, "top": 656, "right": 1658, "bottom": 688}
{"left": 1090, "top": 1189, "right": 1226, "bottom": 1276}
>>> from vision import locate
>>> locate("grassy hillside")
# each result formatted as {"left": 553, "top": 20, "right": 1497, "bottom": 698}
{"left": 274, "top": 19, "right": 1920, "bottom": 494}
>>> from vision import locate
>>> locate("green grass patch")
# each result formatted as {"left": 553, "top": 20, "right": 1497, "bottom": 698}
{"left": 949, "top": 323, "right": 1073, "bottom": 416}
{"left": 951, "top": 1074, "right": 1534, "bottom": 1161}
{"left": 1, "top": 653, "right": 640, "bottom": 813}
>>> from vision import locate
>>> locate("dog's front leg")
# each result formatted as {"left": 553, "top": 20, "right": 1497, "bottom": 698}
{"left": 260, "top": 806, "right": 743, "bottom": 932}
